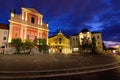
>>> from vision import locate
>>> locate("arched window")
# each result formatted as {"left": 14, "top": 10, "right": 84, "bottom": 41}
{"left": 59, "top": 37, "right": 62, "bottom": 44}
{"left": 31, "top": 17, "right": 35, "bottom": 23}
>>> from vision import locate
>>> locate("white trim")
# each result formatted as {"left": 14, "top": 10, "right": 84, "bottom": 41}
{"left": 25, "top": 12, "right": 28, "bottom": 21}
{"left": 9, "top": 20, "right": 49, "bottom": 32}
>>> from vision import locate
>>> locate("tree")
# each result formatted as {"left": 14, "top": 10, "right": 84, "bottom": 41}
{"left": 102, "top": 42, "right": 107, "bottom": 51}
{"left": 11, "top": 38, "right": 22, "bottom": 54}
{"left": 23, "top": 39, "right": 34, "bottom": 54}
{"left": 81, "top": 37, "right": 92, "bottom": 55}
{"left": 91, "top": 37, "right": 99, "bottom": 55}
{"left": 34, "top": 38, "right": 48, "bottom": 53}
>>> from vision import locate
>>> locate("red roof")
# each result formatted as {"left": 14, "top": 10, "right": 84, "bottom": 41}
{"left": 0, "top": 23, "right": 9, "bottom": 30}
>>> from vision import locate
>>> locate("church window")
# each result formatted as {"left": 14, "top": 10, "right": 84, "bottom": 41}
{"left": 59, "top": 37, "right": 62, "bottom": 44}
{"left": 15, "top": 33, "right": 17, "bottom": 37}
{"left": 31, "top": 17, "right": 35, "bottom": 24}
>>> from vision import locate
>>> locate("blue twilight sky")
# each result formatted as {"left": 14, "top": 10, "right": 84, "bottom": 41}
{"left": 0, "top": 0, "right": 120, "bottom": 46}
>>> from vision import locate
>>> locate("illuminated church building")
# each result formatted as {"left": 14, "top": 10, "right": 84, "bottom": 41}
{"left": 8, "top": 8, "right": 49, "bottom": 43}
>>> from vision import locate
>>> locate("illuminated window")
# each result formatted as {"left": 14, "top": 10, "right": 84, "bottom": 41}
{"left": 73, "top": 48, "right": 79, "bottom": 52}
{"left": 31, "top": 17, "right": 35, "bottom": 23}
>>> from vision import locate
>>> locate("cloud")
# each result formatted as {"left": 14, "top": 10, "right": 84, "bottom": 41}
{"left": 104, "top": 41, "right": 120, "bottom": 47}
{"left": 0, "top": 0, "right": 120, "bottom": 42}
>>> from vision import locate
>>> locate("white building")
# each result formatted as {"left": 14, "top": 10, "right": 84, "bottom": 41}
{"left": 70, "top": 29, "right": 103, "bottom": 53}
{"left": 0, "top": 23, "right": 9, "bottom": 48}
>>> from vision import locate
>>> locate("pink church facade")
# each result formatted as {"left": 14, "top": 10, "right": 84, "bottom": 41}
{"left": 8, "top": 8, "right": 49, "bottom": 43}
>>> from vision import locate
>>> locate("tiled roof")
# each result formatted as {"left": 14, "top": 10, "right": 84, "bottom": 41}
{"left": 0, "top": 23, "right": 9, "bottom": 30}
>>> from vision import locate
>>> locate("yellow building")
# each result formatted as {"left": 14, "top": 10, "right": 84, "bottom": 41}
{"left": 48, "top": 30, "right": 72, "bottom": 54}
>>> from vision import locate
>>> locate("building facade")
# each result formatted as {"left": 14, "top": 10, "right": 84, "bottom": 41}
{"left": 0, "top": 23, "right": 9, "bottom": 48}
{"left": 70, "top": 35, "right": 79, "bottom": 53}
{"left": 91, "top": 32, "right": 103, "bottom": 51}
{"left": 70, "top": 29, "right": 103, "bottom": 53}
{"left": 8, "top": 8, "right": 49, "bottom": 43}
{"left": 48, "top": 31, "right": 72, "bottom": 54}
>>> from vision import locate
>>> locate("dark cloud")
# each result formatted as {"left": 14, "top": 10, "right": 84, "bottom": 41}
{"left": 0, "top": 0, "right": 120, "bottom": 42}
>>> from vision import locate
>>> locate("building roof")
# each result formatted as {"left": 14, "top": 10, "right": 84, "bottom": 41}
{"left": 70, "top": 33, "right": 79, "bottom": 37}
{"left": 26, "top": 8, "right": 39, "bottom": 13}
{"left": 91, "top": 32, "right": 101, "bottom": 34}
{"left": 0, "top": 23, "right": 9, "bottom": 30}
{"left": 80, "top": 28, "right": 89, "bottom": 33}
{"left": 49, "top": 30, "right": 69, "bottom": 39}
{"left": 22, "top": 7, "right": 42, "bottom": 15}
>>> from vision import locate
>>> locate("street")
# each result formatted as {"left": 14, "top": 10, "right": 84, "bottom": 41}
{"left": 0, "top": 54, "right": 120, "bottom": 80}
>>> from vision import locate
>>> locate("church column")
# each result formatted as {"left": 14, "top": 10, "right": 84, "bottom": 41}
{"left": 22, "top": 11, "right": 24, "bottom": 20}
{"left": 38, "top": 16, "right": 40, "bottom": 25}
{"left": 24, "top": 27, "right": 27, "bottom": 40}
{"left": 20, "top": 26, "right": 23, "bottom": 40}
{"left": 46, "top": 24, "right": 48, "bottom": 45}
{"left": 37, "top": 30, "right": 39, "bottom": 39}
{"left": 41, "top": 16, "right": 43, "bottom": 25}
{"left": 8, "top": 24, "right": 13, "bottom": 42}
{"left": 25, "top": 12, "right": 28, "bottom": 21}
{"left": 40, "top": 30, "right": 42, "bottom": 38}
{"left": 46, "top": 31, "right": 48, "bottom": 45}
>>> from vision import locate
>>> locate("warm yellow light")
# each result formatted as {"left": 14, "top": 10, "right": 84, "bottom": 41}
{"left": 11, "top": 13, "right": 14, "bottom": 17}
{"left": 80, "top": 33, "right": 82, "bottom": 34}
{"left": 116, "top": 45, "right": 119, "bottom": 48}
{"left": 47, "top": 24, "right": 48, "bottom": 27}
{"left": 87, "top": 32, "right": 90, "bottom": 33}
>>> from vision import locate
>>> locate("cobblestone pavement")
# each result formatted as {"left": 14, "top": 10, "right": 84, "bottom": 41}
{"left": 0, "top": 54, "right": 120, "bottom": 71}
